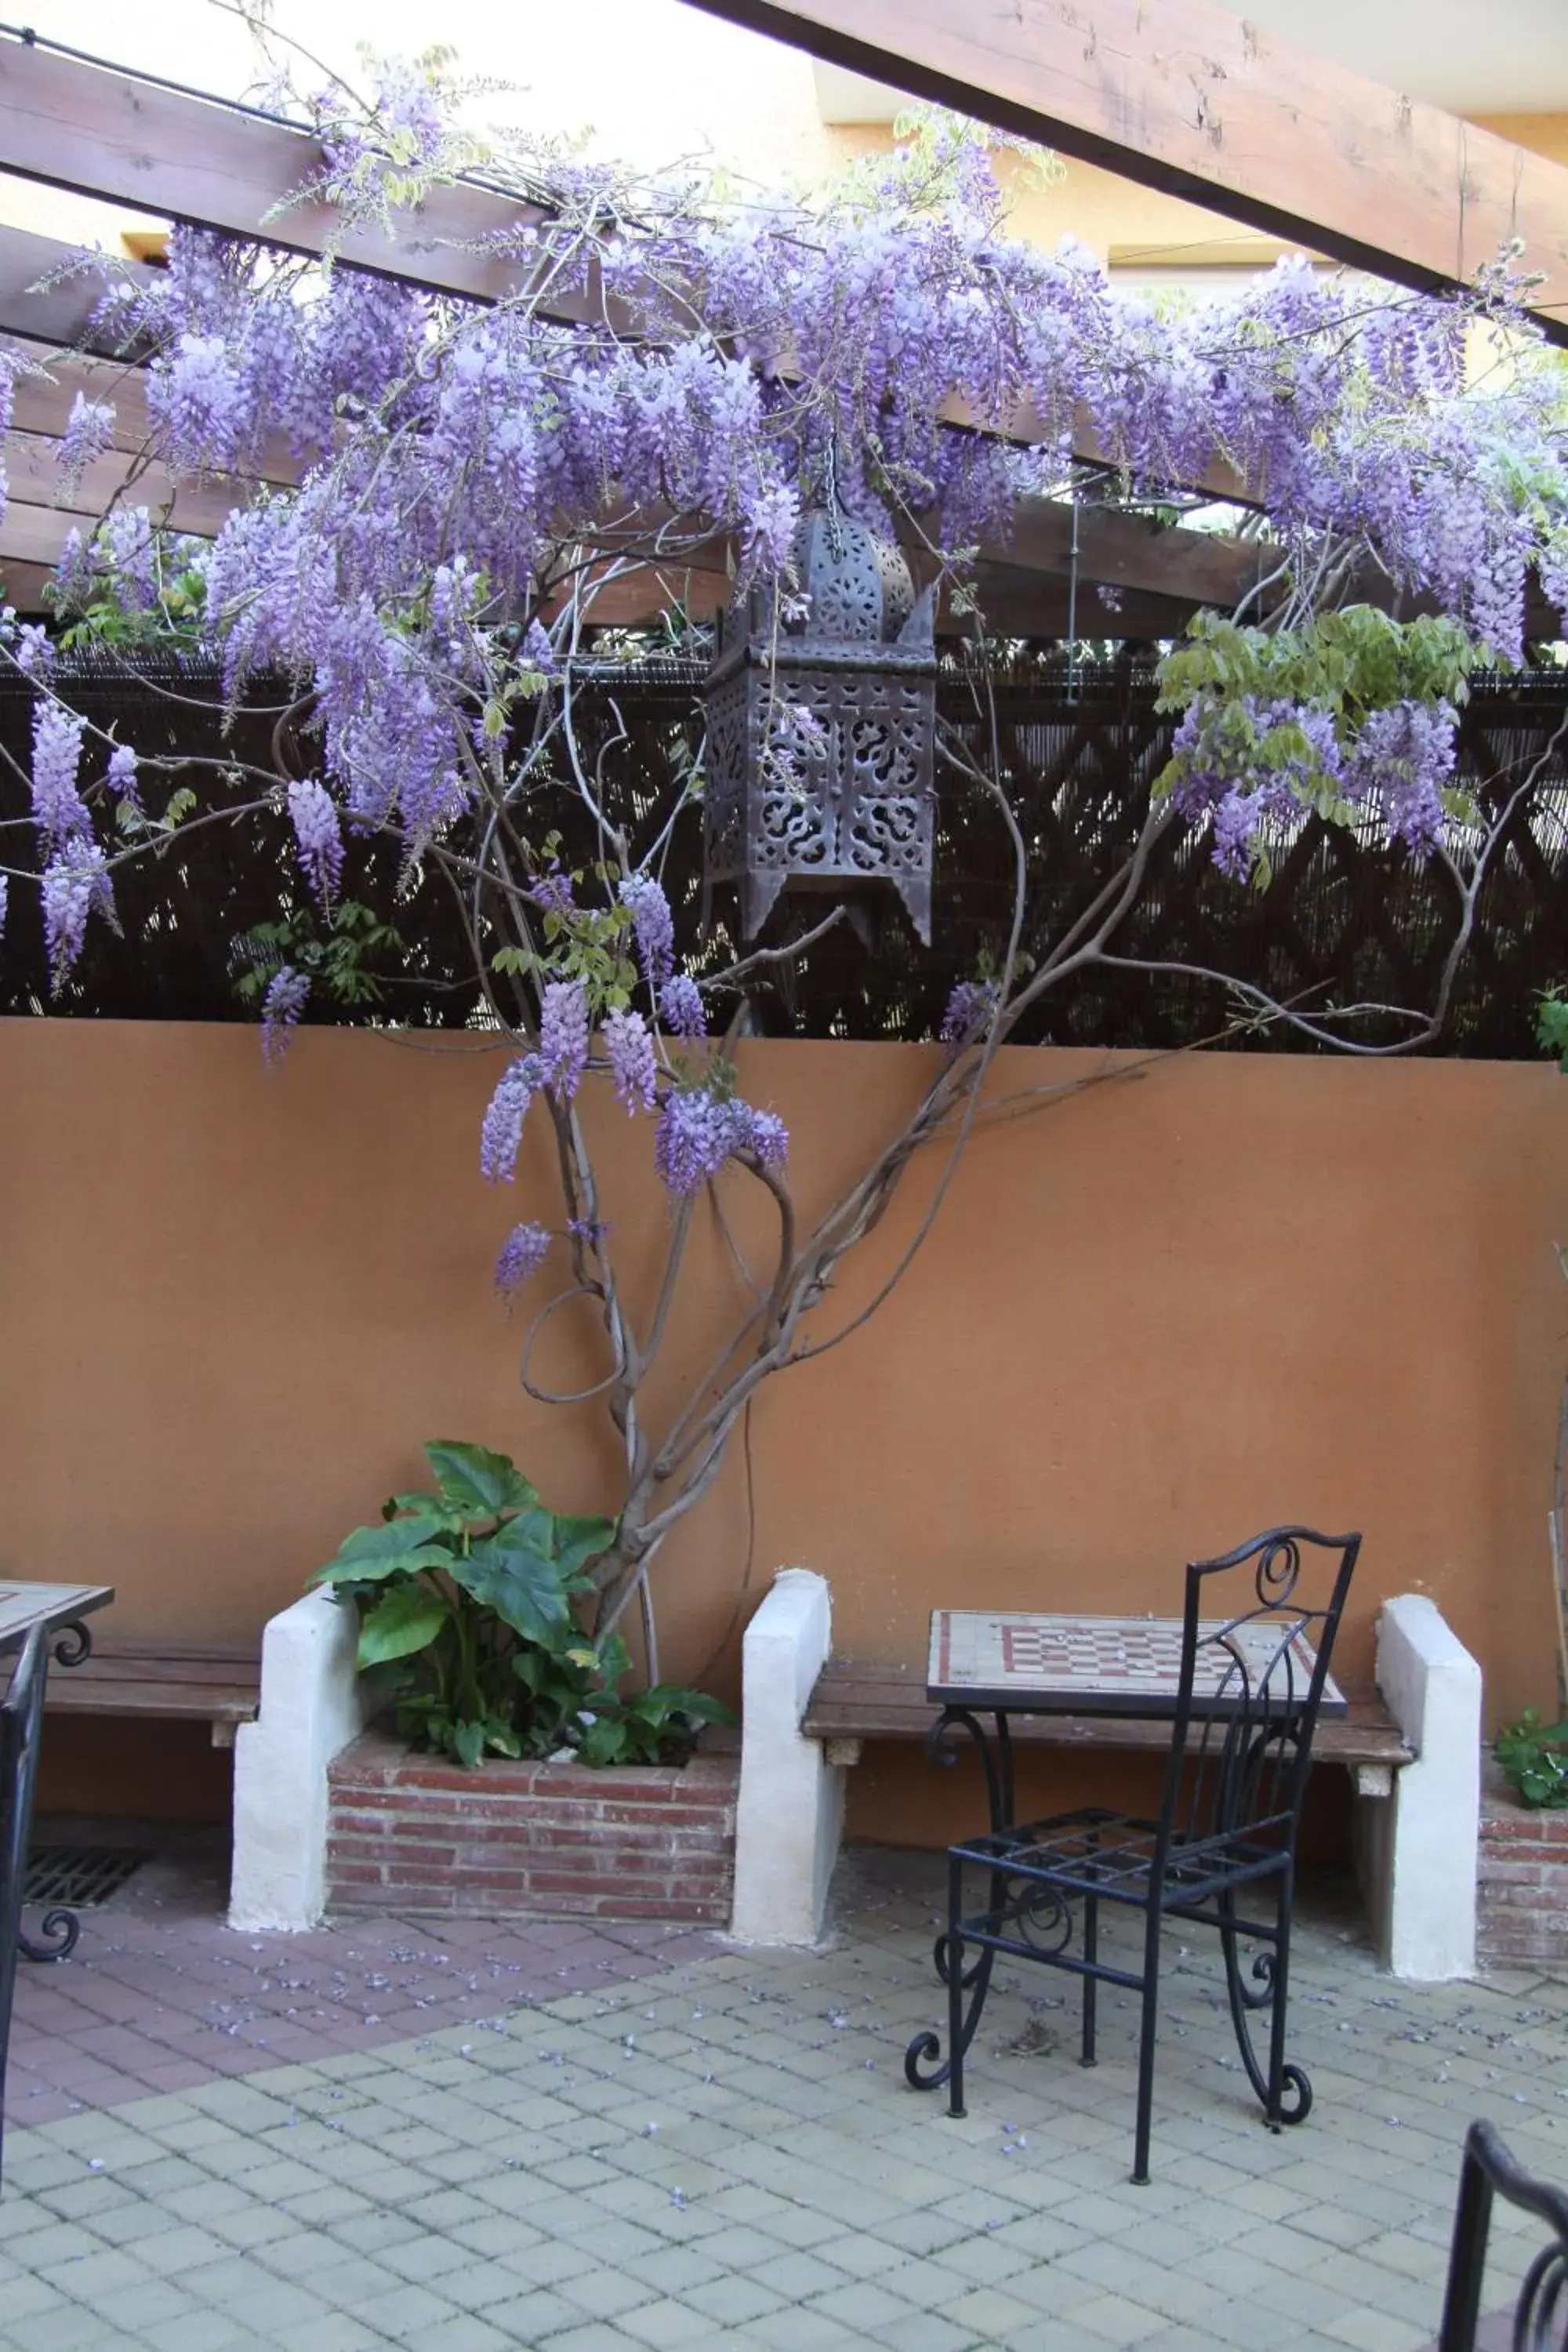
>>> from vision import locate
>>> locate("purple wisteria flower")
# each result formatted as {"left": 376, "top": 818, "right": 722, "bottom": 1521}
{"left": 652, "top": 1089, "right": 788, "bottom": 1193}
{"left": 653, "top": 1088, "right": 736, "bottom": 1196}
{"left": 659, "top": 974, "right": 707, "bottom": 1040}
{"left": 151, "top": 333, "right": 244, "bottom": 474}
{"left": 99, "top": 508, "right": 157, "bottom": 611}
{"left": 521, "top": 617, "right": 557, "bottom": 675}
{"left": 31, "top": 702, "right": 89, "bottom": 851}
{"left": 540, "top": 980, "right": 590, "bottom": 1100}
{"left": 13, "top": 622, "right": 55, "bottom": 681}
{"left": 0, "top": 873, "right": 9, "bottom": 942}
{"left": 604, "top": 1007, "right": 657, "bottom": 1113}
{"left": 1349, "top": 699, "right": 1457, "bottom": 857}
{"left": 481, "top": 1053, "right": 545, "bottom": 1183}
{"left": 568, "top": 1216, "right": 609, "bottom": 1250}
{"left": 620, "top": 873, "right": 675, "bottom": 988}
{"left": 260, "top": 965, "right": 310, "bottom": 1062}
{"left": 735, "top": 1105, "right": 789, "bottom": 1171}
{"left": 526, "top": 867, "right": 575, "bottom": 916}
{"left": 941, "top": 978, "right": 999, "bottom": 1049}
{"left": 106, "top": 742, "right": 140, "bottom": 811}
{"left": 57, "top": 393, "right": 116, "bottom": 497}
{"left": 494, "top": 1221, "right": 552, "bottom": 1299}
{"left": 286, "top": 778, "right": 344, "bottom": 908}
{"left": 1210, "top": 793, "right": 1260, "bottom": 882}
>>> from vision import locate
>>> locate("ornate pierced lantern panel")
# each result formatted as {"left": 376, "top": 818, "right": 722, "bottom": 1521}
{"left": 702, "top": 508, "right": 938, "bottom": 943}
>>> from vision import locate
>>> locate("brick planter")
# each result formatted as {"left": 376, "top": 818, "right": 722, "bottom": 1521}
{"left": 1478, "top": 1756, "right": 1568, "bottom": 1964}
{"left": 327, "top": 1727, "right": 739, "bottom": 1923}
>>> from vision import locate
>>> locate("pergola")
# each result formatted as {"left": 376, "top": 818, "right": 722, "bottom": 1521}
{"left": 0, "top": 6, "right": 1561, "bottom": 634}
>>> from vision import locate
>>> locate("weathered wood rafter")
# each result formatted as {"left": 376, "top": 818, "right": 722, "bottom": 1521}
{"left": 679, "top": 0, "right": 1568, "bottom": 343}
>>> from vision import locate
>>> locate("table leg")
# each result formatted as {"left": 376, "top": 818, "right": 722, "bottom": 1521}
{"left": 907, "top": 1708, "right": 1016, "bottom": 2099}
{"left": 19, "top": 1622, "right": 93, "bottom": 1964}
{"left": 925, "top": 1704, "right": 1013, "bottom": 1834}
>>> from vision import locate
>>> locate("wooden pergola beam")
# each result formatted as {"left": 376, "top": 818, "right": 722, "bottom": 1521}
{"left": 680, "top": 0, "right": 1568, "bottom": 343}
{"left": 0, "top": 32, "right": 553, "bottom": 307}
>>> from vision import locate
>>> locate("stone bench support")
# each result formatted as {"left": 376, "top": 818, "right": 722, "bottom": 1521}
{"left": 229, "top": 1589, "right": 365, "bottom": 1933}
{"left": 1357, "top": 1592, "right": 1482, "bottom": 1980}
{"left": 730, "top": 1569, "right": 844, "bottom": 1945}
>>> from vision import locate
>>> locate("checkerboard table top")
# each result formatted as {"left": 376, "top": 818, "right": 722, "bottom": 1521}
{"left": 927, "top": 1609, "right": 1346, "bottom": 1718}
{"left": 0, "top": 1581, "right": 114, "bottom": 1653}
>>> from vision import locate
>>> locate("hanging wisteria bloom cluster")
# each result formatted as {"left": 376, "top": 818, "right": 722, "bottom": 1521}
{"left": 2, "top": 53, "right": 1564, "bottom": 1637}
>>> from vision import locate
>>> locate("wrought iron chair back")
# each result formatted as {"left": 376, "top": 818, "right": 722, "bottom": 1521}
{"left": 0, "top": 1625, "right": 48, "bottom": 2189}
{"left": 1440, "top": 2119, "right": 1568, "bottom": 2351}
{"left": 1156, "top": 1527, "right": 1360, "bottom": 1878}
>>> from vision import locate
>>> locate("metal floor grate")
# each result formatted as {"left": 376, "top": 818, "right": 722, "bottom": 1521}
{"left": 25, "top": 1847, "right": 143, "bottom": 1907}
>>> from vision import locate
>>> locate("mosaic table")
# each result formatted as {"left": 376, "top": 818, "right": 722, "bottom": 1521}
{"left": 0, "top": 1581, "right": 114, "bottom": 1966}
{"left": 0, "top": 1581, "right": 114, "bottom": 1661}
{"left": 927, "top": 1609, "right": 1346, "bottom": 1719}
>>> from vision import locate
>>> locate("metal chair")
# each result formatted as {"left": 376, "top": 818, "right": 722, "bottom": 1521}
{"left": 904, "top": 1526, "right": 1360, "bottom": 2183}
{"left": 0, "top": 1627, "right": 49, "bottom": 2189}
{"left": 1439, "top": 2119, "right": 1568, "bottom": 2350}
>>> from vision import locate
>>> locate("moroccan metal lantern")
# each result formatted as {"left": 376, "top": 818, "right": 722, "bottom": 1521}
{"left": 702, "top": 503, "right": 938, "bottom": 943}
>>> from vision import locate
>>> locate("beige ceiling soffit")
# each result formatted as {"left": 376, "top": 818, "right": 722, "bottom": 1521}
{"left": 680, "top": 0, "right": 1568, "bottom": 343}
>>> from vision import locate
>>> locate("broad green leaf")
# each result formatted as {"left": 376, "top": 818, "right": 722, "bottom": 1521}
{"left": 423, "top": 1440, "right": 539, "bottom": 1519}
{"left": 452, "top": 1719, "right": 486, "bottom": 1769}
{"left": 579, "top": 1718, "right": 627, "bottom": 1766}
{"left": 549, "top": 1513, "right": 619, "bottom": 1581}
{"left": 452, "top": 1517, "right": 574, "bottom": 1644}
{"left": 357, "top": 1581, "right": 451, "bottom": 1667}
{"left": 644, "top": 1686, "right": 732, "bottom": 1726}
{"left": 311, "top": 1515, "right": 452, "bottom": 1586}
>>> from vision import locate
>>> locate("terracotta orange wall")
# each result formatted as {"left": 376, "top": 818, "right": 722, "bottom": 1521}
{"left": 2, "top": 1022, "right": 1563, "bottom": 1836}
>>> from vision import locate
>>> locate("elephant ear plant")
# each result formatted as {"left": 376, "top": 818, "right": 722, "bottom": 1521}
{"left": 311, "top": 1441, "right": 729, "bottom": 1769}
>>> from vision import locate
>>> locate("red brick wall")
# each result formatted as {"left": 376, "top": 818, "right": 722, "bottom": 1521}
{"left": 1478, "top": 1760, "right": 1568, "bottom": 1964}
{"left": 327, "top": 1730, "right": 739, "bottom": 1923}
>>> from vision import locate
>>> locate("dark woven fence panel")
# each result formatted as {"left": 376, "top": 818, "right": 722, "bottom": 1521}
{"left": 2, "top": 655, "right": 1564, "bottom": 1055}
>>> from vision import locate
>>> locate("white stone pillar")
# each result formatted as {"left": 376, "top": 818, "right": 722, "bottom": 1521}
{"left": 730, "top": 1569, "right": 843, "bottom": 1945}
{"left": 229, "top": 1588, "right": 365, "bottom": 1933}
{"left": 1363, "top": 1592, "right": 1482, "bottom": 1980}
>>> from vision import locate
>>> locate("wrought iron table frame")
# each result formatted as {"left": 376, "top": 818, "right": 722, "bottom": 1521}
{"left": 0, "top": 1582, "right": 114, "bottom": 1962}
{"left": 917, "top": 1605, "right": 1348, "bottom": 1842}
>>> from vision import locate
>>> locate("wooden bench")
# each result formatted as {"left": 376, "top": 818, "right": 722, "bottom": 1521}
{"left": 42, "top": 1642, "right": 261, "bottom": 1748}
{"left": 803, "top": 1657, "right": 1413, "bottom": 1797}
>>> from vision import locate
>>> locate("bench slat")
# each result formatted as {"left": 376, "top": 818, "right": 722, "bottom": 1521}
{"left": 38, "top": 1641, "right": 260, "bottom": 1724}
{"left": 803, "top": 1659, "right": 1411, "bottom": 1767}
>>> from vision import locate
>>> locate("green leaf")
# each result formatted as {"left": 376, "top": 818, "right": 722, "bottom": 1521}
{"left": 579, "top": 1717, "right": 627, "bottom": 1765}
{"left": 423, "top": 1440, "right": 539, "bottom": 1519}
{"left": 358, "top": 1581, "right": 451, "bottom": 1667}
{"left": 630, "top": 1685, "right": 733, "bottom": 1731}
{"left": 311, "top": 1515, "right": 453, "bottom": 1586}
{"left": 549, "top": 1512, "right": 619, "bottom": 1581}
{"left": 452, "top": 1515, "right": 575, "bottom": 1644}
{"left": 452, "top": 1719, "right": 487, "bottom": 1769}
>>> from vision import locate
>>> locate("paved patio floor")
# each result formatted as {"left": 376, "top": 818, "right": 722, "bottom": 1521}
{"left": 2, "top": 1844, "right": 1564, "bottom": 2350}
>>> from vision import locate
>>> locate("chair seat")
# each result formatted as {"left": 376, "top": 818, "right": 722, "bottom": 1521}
{"left": 954, "top": 1804, "right": 1293, "bottom": 1913}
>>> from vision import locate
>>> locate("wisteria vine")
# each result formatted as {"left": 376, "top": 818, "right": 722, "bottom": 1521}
{"left": 0, "top": 51, "right": 1564, "bottom": 1651}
